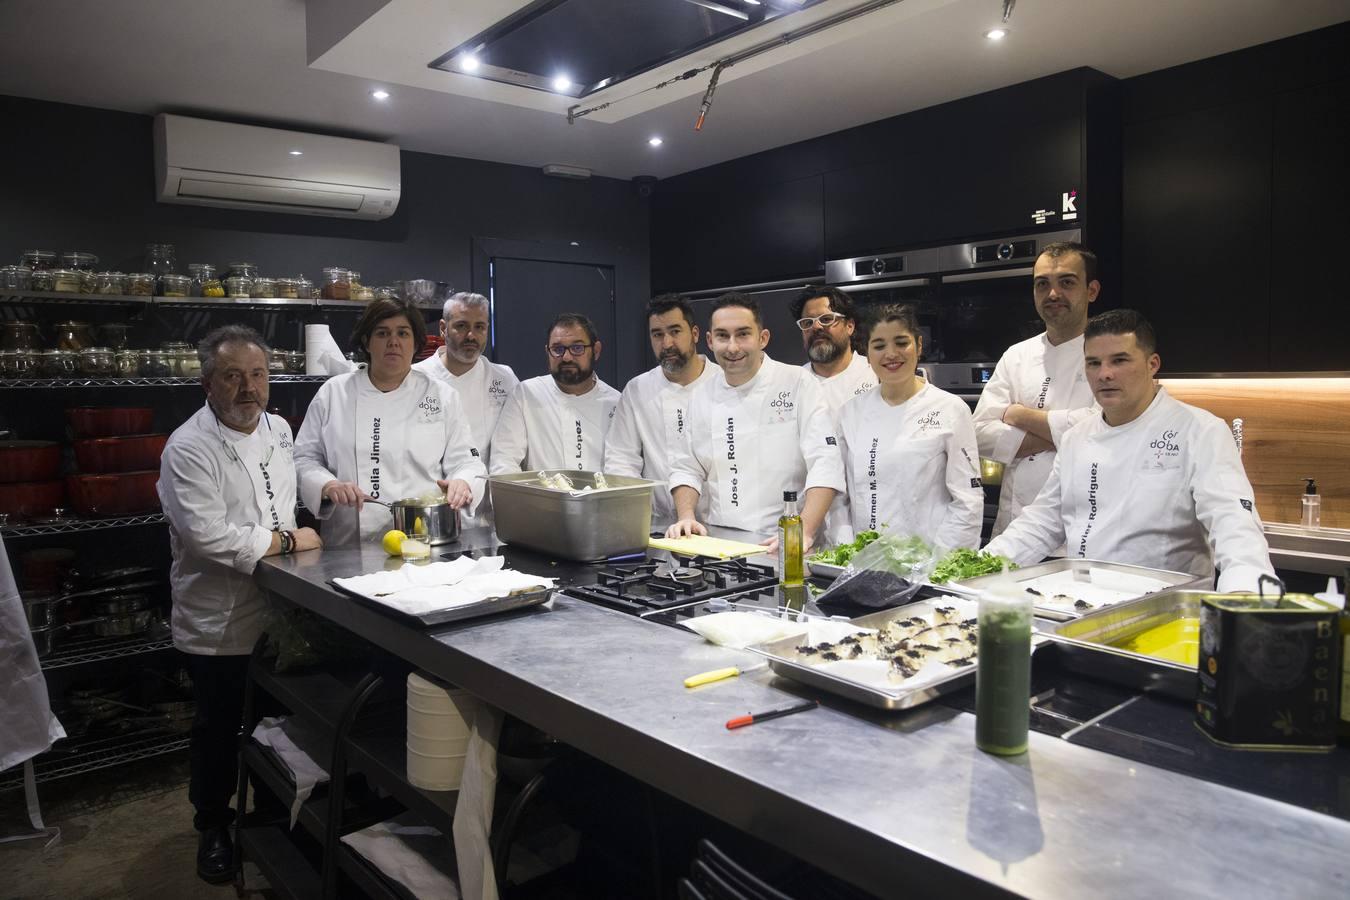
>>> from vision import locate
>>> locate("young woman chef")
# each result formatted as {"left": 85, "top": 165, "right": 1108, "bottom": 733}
{"left": 295, "top": 298, "right": 487, "bottom": 546}
{"left": 836, "top": 305, "right": 984, "bottom": 551}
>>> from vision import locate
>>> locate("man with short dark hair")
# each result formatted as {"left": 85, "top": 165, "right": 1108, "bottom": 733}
{"left": 792, "top": 286, "right": 876, "bottom": 407}
{"left": 667, "top": 293, "right": 844, "bottom": 549}
{"left": 984, "top": 310, "right": 1273, "bottom": 592}
{"left": 159, "top": 324, "right": 322, "bottom": 883}
{"left": 491, "top": 313, "right": 620, "bottom": 473}
{"left": 974, "top": 241, "right": 1101, "bottom": 537}
{"left": 604, "top": 295, "right": 720, "bottom": 524}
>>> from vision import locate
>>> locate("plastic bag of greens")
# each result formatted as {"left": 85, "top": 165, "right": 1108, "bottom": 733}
{"left": 814, "top": 530, "right": 938, "bottom": 614}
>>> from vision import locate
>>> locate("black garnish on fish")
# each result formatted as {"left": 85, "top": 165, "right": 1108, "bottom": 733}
{"left": 797, "top": 645, "right": 818, "bottom": 656}
{"left": 1074, "top": 599, "right": 1092, "bottom": 610}
{"left": 822, "top": 651, "right": 841, "bottom": 661}
{"left": 849, "top": 644, "right": 863, "bottom": 658}
{"left": 1025, "top": 587, "right": 1043, "bottom": 596}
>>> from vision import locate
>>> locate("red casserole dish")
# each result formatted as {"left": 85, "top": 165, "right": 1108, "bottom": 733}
{"left": 0, "top": 441, "right": 62, "bottom": 483}
{"left": 0, "top": 480, "right": 65, "bottom": 517}
{"left": 74, "top": 434, "right": 169, "bottom": 474}
{"left": 65, "top": 407, "right": 154, "bottom": 438}
{"left": 65, "top": 471, "right": 161, "bottom": 517}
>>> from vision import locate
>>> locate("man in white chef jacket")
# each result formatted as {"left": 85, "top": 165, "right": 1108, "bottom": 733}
{"left": 793, "top": 286, "right": 876, "bottom": 406}
{"left": 666, "top": 293, "right": 845, "bottom": 550}
{"left": 974, "top": 242, "right": 1101, "bottom": 537}
{"left": 158, "top": 325, "right": 322, "bottom": 883}
{"left": 984, "top": 310, "right": 1274, "bottom": 592}
{"left": 604, "top": 295, "right": 720, "bottom": 526}
{"left": 413, "top": 291, "right": 519, "bottom": 470}
{"left": 490, "top": 313, "right": 620, "bottom": 474}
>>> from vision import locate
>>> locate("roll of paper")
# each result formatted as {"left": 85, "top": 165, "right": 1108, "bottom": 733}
{"left": 304, "top": 324, "right": 352, "bottom": 375}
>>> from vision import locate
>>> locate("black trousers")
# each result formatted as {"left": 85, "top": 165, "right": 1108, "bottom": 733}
{"left": 182, "top": 651, "right": 251, "bottom": 832}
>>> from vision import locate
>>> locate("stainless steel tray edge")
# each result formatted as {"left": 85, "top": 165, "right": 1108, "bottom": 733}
{"left": 952, "top": 558, "right": 1208, "bottom": 622}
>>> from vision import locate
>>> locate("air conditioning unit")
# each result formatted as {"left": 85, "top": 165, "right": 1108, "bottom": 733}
{"left": 153, "top": 114, "right": 401, "bottom": 220}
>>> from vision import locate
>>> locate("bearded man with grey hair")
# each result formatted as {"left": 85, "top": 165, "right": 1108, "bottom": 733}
{"left": 158, "top": 323, "right": 321, "bottom": 884}
{"left": 413, "top": 291, "right": 520, "bottom": 473}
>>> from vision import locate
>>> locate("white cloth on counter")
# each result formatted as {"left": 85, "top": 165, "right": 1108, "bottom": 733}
{"left": 414, "top": 352, "right": 520, "bottom": 469}
{"left": 668, "top": 356, "right": 846, "bottom": 536}
{"left": 0, "top": 536, "right": 65, "bottom": 775}
{"left": 984, "top": 387, "right": 1275, "bottom": 593}
{"left": 603, "top": 358, "right": 720, "bottom": 525}
{"left": 837, "top": 383, "right": 984, "bottom": 552}
{"left": 973, "top": 333, "right": 1097, "bottom": 537}
{"left": 251, "top": 716, "right": 330, "bottom": 829}
{"left": 341, "top": 815, "right": 461, "bottom": 900}
{"left": 489, "top": 375, "right": 620, "bottom": 474}
{"left": 159, "top": 404, "right": 298, "bottom": 655}
{"left": 803, "top": 352, "right": 877, "bottom": 409}
{"left": 334, "top": 556, "right": 554, "bottom": 616}
{"left": 295, "top": 368, "right": 487, "bottom": 547}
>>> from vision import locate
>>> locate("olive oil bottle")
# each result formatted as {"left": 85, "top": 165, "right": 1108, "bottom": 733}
{"left": 778, "top": 490, "right": 803, "bottom": 587}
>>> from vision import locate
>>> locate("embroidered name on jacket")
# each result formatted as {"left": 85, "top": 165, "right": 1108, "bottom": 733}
{"left": 1036, "top": 376, "right": 1051, "bottom": 409}
{"left": 1078, "top": 461, "right": 1099, "bottom": 556}
{"left": 726, "top": 417, "right": 739, "bottom": 507}
{"left": 867, "top": 437, "right": 879, "bottom": 529}
{"left": 574, "top": 419, "right": 584, "bottom": 468}
{"left": 369, "top": 417, "right": 382, "bottom": 498}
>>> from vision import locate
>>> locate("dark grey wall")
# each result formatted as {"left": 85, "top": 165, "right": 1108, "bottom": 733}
{"left": 0, "top": 95, "right": 652, "bottom": 381}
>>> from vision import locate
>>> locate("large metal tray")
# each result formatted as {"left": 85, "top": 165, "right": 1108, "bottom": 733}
{"left": 1038, "top": 589, "right": 1202, "bottom": 700}
{"left": 332, "top": 582, "right": 553, "bottom": 627}
{"left": 490, "top": 471, "right": 654, "bottom": 562}
{"left": 749, "top": 595, "right": 994, "bottom": 711}
{"left": 952, "top": 558, "right": 1208, "bottom": 622}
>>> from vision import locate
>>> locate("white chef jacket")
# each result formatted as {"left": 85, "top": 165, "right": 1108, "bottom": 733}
{"left": 413, "top": 351, "right": 519, "bottom": 467}
{"left": 0, "top": 536, "right": 64, "bottom": 772}
{"left": 669, "top": 356, "right": 846, "bottom": 536}
{"left": 295, "top": 369, "right": 486, "bottom": 546}
{"left": 984, "top": 388, "right": 1274, "bottom": 592}
{"left": 973, "top": 333, "right": 1097, "bottom": 535}
{"left": 804, "top": 352, "right": 877, "bottom": 408}
{"left": 489, "top": 375, "right": 620, "bottom": 474}
{"left": 603, "top": 358, "right": 720, "bottom": 525}
{"left": 159, "top": 404, "right": 298, "bottom": 655}
{"left": 838, "top": 383, "right": 984, "bottom": 552}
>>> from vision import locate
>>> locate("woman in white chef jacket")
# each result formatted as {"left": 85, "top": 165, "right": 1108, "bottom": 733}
{"left": 295, "top": 298, "right": 487, "bottom": 545}
{"left": 837, "top": 305, "right": 984, "bottom": 551}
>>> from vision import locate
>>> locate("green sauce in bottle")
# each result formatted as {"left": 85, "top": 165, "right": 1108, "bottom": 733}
{"left": 778, "top": 490, "right": 803, "bottom": 587}
{"left": 975, "top": 589, "right": 1033, "bottom": 755}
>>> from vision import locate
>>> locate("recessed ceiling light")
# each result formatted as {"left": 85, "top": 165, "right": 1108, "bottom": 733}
{"left": 371, "top": 89, "right": 391, "bottom": 100}
{"left": 288, "top": 150, "right": 303, "bottom": 156}
{"left": 552, "top": 75, "right": 572, "bottom": 92}
{"left": 984, "top": 28, "right": 1007, "bottom": 40}
{"left": 459, "top": 56, "right": 479, "bottom": 73}
{"left": 648, "top": 136, "right": 663, "bottom": 147}
{"left": 569, "top": 241, "right": 580, "bottom": 246}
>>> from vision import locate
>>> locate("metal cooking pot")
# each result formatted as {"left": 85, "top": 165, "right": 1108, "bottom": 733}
{"left": 370, "top": 498, "right": 461, "bottom": 545}
{"left": 22, "top": 593, "right": 64, "bottom": 629}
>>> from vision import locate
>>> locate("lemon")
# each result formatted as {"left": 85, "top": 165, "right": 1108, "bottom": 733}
{"left": 413, "top": 516, "right": 427, "bottom": 535}
{"left": 382, "top": 529, "right": 408, "bottom": 556}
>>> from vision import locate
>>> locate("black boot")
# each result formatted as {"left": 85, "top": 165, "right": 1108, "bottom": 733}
{"left": 196, "top": 824, "right": 236, "bottom": 884}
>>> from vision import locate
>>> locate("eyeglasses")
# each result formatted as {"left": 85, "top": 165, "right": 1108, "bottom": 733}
{"left": 796, "top": 312, "right": 845, "bottom": 331}
{"left": 546, "top": 342, "right": 593, "bottom": 358}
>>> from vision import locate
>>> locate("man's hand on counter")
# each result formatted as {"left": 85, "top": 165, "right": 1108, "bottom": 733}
{"left": 665, "top": 518, "right": 708, "bottom": 539}
{"left": 292, "top": 527, "right": 323, "bottom": 552}
{"left": 437, "top": 478, "right": 473, "bottom": 509}
{"left": 322, "top": 480, "right": 370, "bottom": 508}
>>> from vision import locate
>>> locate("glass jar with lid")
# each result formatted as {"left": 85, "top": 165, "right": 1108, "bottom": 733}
{"left": 159, "top": 274, "right": 191, "bottom": 297}
{"left": 100, "top": 323, "right": 131, "bottom": 350}
{"left": 20, "top": 250, "right": 56, "bottom": 271}
{"left": 250, "top": 277, "right": 277, "bottom": 299}
{"left": 78, "top": 347, "right": 115, "bottom": 377}
{"left": 41, "top": 349, "right": 78, "bottom": 377}
{"left": 139, "top": 349, "right": 173, "bottom": 378}
{"left": 124, "top": 273, "right": 154, "bottom": 296}
{"left": 274, "top": 277, "right": 299, "bottom": 299}
{"left": 114, "top": 349, "right": 138, "bottom": 376}
{"left": 268, "top": 348, "right": 288, "bottom": 373}
{"left": 294, "top": 275, "right": 314, "bottom": 299}
{"left": 62, "top": 250, "right": 99, "bottom": 271}
{"left": 320, "top": 267, "right": 351, "bottom": 300}
{"left": 0, "top": 349, "right": 39, "bottom": 378}
{"left": 144, "top": 243, "right": 177, "bottom": 278}
{"left": 200, "top": 278, "right": 225, "bottom": 297}
{"left": 29, "top": 270, "right": 54, "bottom": 292}
{"left": 1, "top": 322, "right": 38, "bottom": 351}
{"left": 50, "top": 269, "right": 84, "bottom": 293}
{"left": 0, "top": 265, "right": 32, "bottom": 290}
{"left": 160, "top": 342, "right": 192, "bottom": 376}
{"left": 54, "top": 322, "right": 93, "bottom": 351}
{"left": 187, "top": 263, "right": 217, "bottom": 295}
{"left": 226, "top": 262, "right": 258, "bottom": 279}
{"left": 94, "top": 272, "right": 126, "bottom": 295}
{"left": 286, "top": 350, "right": 306, "bottom": 374}
{"left": 224, "top": 276, "right": 252, "bottom": 299}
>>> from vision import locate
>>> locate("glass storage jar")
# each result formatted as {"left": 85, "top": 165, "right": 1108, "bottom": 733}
{"left": 124, "top": 273, "right": 155, "bottom": 296}
{"left": 160, "top": 342, "right": 193, "bottom": 376}
{"left": 294, "top": 276, "right": 314, "bottom": 299}
{"left": 1, "top": 321, "right": 38, "bottom": 350}
{"left": 250, "top": 277, "right": 277, "bottom": 299}
{"left": 54, "top": 322, "right": 93, "bottom": 351}
{"left": 273, "top": 277, "right": 299, "bottom": 299}
{"left": 226, "top": 262, "right": 258, "bottom": 279}
{"left": 29, "top": 270, "right": 54, "bottom": 291}
{"left": 139, "top": 350, "right": 172, "bottom": 377}
{"left": 144, "top": 243, "right": 177, "bottom": 278}
{"left": 62, "top": 251, "right": 98, "bottom": 271}
{"left": 0, "top": 265, "right": 32, "bottom": 290}
{"left": 94, "top": 272, "right": 126, "bottom": 295}
{"left": 114, "top": 349, "right": 138, "bottom": 376}
{"left": 186, "top": 263, "right": 215, "bottom": 293}
{"left": 0, "top": 349, "right": 39, "bottom": 378}
{"left": 78, "top": 347, "right": 115, "bottom": 377}
{"left": 224, "top": 276, "right": 252, "bottom": 298}
{"left": 49, "top": 269, "right": 84, "bottom": 293}
{"left": 200, "top": 278, "right": 225, "bottom": 297}
{"left": 41, "top": 349, "right": 78, "bottom": 377}
{"left": 177, "top": 348, "right": 201, "bottom": 376}
{"left": 20, "top": 250, "right": 56, "bottom": 271}
{"left": 100, "top": 323, "right": 131, "bottom": 350}
{"left": 320, "top": 268, "right": 351, "bottom": 300}
{"left": 268, "top": 348, "right": 288, "bottom": 373}
{"left": 286, "top": 350, "right": 306, "bottom": 373}
{"left": 158, "top": 274, "right": 191, "bottom": 297}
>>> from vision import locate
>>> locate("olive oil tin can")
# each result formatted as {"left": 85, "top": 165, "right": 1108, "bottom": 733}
{"left": 1195, "top": 593, "right": 1341, "bottom": 751}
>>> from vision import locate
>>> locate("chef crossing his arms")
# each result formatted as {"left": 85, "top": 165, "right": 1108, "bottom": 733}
{"left": 157, "top": 325, "right": 321, "bottom": 883}
{"left": 666, "top": 293, "right": 845, "bottom": 551}
{"left": 295, "top": 298, "right": 486, "bottom": 546}
{"left": 604, "top": 295, "right": 719, "bottom": 525}
{"left": 984, "top": 310, "right": 1274, "bottom": 592}
{"left": 838, "top": 305, "right": 983, "bottom": 551}
{"left": 490, "top": 313, "right": 620, "bottom": 474}
{"left": 974, "top": 242, "right": 1101, "bottom": 536}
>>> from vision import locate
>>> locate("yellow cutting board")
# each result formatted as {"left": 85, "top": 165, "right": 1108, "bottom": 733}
{"left": 648, "top": 535, "right": 768, "bottom": 559}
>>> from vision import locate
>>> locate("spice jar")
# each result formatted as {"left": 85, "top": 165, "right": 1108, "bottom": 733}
{"left": 100, "top": 323, "right": 131, "bottom": 350}
{"left": 320, "top": 268, "right": 351, "bottom": 300}
{"left": 29, "top": 270, "right": 54, "bottom": 292}
{"left": 0, "top": 349, "right": 39, "bottom": 378}
{"left": 144, "top": 243, "right": 177, "bottom": 278}
{"left": 160, "top": 342, "right": 192, "bottom": 376}
{"left": 41, "top": 349, "right": 78, "bottom": 377}
{"left": 0, "top": 265, "right": 33, "bottom": 290}
{"left": 186, "top": 263, "right": 216, "bottom": 294}
{"left": 78, "top": 347, "right": 115, "bottom": 377}
{"left": 224, "top": 276, "right": 252, "bottom": 299}
{"left": 50, "top": 269, "right": 84, "bottom": 293}
{"left": 20, "top": 250, "right": 56, "bottom": 271}
{"left": 95, "top": 272, "right": 126, "bottom": 295}
{"left": 177, "top": 348, "right": 202, "bottom": 376}
{"left": 54, "top": 322, "right": 93, "bottom": 352}
{"left": 158, "top": 274, "right": 191, "bottom": 297}
{"left": 200, "top": 278, "right": 225, "bottom": 297}
{"left": 1, "top": 322, "right": 39, "bottom": 351}
{"left": 250, "top": 277, "right": 277, "bottom": 299}
{"left": 274, "top": 277, "right": 299, "bottom": 299}
{"left": 286, "top": 350, "right": 306, "bottom": 374}
{"left": 226, "top": 262, "right": 258, "bottom": 279}
{"left": 124, "top": 273, "right": 155, "bottom": 297}
{"left": 294, "top": 276, "right": 314, "bottom": 300}
{"left": 114, "top": 349, "right": 139, "bottom": 376}
{"left": 268, "top": 348, "right": 288, "bottom": 374}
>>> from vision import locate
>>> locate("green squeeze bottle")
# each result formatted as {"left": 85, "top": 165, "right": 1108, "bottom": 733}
{"left": 778, "top": 490, "right": 803, "bottom": 587}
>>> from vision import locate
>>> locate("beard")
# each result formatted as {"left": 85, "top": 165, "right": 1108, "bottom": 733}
{"left": 807, "top": 334, "right": 846, "bottom": 364}
{"left": 212, "top": 397, "right": 262, "bottom": 431}
{"left": 659, "top": 347, "right": 690, "bottom": 374}
{"left": 552, "top": 361, "right": 593, "bottom": 386}
{"left": 446, "top": 338, "right": 481, "bottom": 365}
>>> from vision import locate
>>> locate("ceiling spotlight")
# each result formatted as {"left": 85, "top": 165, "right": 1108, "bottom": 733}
{"left": 648, "top": 136, "right": 664, "bottom": 147}
{"left": 984, "top": 28, "right": 1007, "bottom": 41}
{"left": 552, "top": 75, "right": 572, "bottom": 92}
{"left": 288, "top": 150, "right": 304, "bottom": 156}
{"left": 371, "top": 89, "right": 390, "bottom": 100}
{"left": 459, "top": 56, "right": 479, "bottom": 73}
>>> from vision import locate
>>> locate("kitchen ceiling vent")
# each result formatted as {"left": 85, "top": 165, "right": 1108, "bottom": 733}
{"left": 153, "top": 114, "right": 401, "bottom": 220}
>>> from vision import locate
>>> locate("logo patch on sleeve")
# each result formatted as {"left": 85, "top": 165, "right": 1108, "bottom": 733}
{"left": 970, "top": 478, "right": 983, "bottom": 489}
{"left": 1239, "top": 499, "right": 1252, "bottom": 511}
{"left": 825, "top": 436, "right": 837, "bottom": 446}
{"left": 470, "top": 448, "right": 480, "bottom": 457}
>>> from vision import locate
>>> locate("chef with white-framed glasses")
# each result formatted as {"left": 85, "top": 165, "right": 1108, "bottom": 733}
{"left": 158, "top": 324, "right": 321, "bottom": 883}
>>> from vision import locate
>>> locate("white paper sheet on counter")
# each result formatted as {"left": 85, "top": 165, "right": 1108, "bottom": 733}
{"left": 334, "top": 556, "right": 554, "bottom": 616}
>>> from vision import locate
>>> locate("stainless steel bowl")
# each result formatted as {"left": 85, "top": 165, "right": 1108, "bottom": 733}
{"left": 387, "top": 500, "right": 460, "bottom": 546}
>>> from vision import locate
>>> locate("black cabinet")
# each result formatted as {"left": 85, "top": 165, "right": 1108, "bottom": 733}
{"left": 1269, "top": 78, "right": 1350, "bottom": 371}
{"left": 1123, "top": 98, "right": 1273, "bottom": 373}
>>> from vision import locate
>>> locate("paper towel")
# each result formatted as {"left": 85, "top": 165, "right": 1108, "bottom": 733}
{"left": 304, "top": 324, "right": 354, "bottom": 375}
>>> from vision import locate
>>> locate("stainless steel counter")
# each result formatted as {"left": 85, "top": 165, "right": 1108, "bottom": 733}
{"left": 256, "top": 535, "right": 1350, "bottom": 899}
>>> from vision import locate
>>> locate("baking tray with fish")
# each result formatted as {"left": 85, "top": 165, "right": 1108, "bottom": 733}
{"left": 951, "top": 558, "right": 1207, "bottom": 622}
{"left": 331, "top": 582, "right": 553, "bottom": 627}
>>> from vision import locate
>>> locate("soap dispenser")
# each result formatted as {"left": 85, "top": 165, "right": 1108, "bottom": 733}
{"left": 1302, "top": 478, "right": 1321, "bottom": 530}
